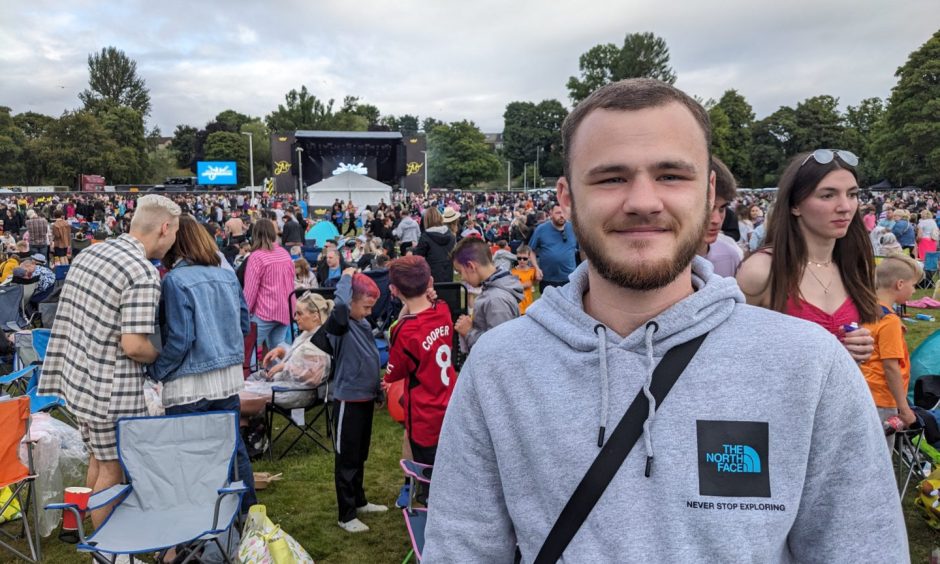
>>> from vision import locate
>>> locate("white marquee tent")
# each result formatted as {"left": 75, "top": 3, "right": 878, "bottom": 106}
{"left": 306, "top": 171, "right": 392, "bottom": 208}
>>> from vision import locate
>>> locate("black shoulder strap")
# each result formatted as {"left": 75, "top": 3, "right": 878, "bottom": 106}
{"left": 533, "top": 332, "right": 709, "bottom": 564}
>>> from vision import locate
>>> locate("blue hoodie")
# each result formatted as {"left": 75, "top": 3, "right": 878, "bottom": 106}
{"left": 423, "top": 257, "right": 906, "bottom": 562}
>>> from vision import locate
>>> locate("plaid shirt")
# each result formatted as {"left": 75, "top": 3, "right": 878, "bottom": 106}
{"left": 38, "top": 235, "right": 160, "bottom": 422}
{"left": 26, "top": 217, "right": 49, "bottom": 246}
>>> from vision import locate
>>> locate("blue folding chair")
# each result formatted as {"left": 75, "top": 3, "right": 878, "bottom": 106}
{"left": 0, "top": 329, "right": 72, "bottom": 424}
{"left": 47, "top": 411, "right": 247, "bottom": 563}
{"left": 922, "top": 252, "right": 939, "bottom": 289}
{"left": 400, "top": 459, "right": 433, "bottom": 562}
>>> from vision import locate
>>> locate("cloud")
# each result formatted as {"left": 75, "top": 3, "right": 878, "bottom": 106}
{"left": 0, "top": 0, "right": 937, "bottom": 134}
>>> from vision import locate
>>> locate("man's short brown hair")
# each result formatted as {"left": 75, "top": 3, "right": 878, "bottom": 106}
{"left": 711, "top": 156, "right": 737, "bottom": 202}
{"left": 561, "top": 78, "right": 711, "bottom": 177}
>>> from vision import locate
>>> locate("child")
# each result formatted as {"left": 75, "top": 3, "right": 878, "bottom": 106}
{"left": 511, "top": 244, "right": 536, "bottom": 314}
{"left": 491, "top": 239, "right": 516, "bottom": 272}
{"left": 294, "top": 257, "right": 317, "bottom": 289}
{"left": 233, "top": 242, "right": 251, "bottom": 269}
{"left": 861, "top": 254, "right": 922, "bottom": 449}
{"left": 326, "top": 268, "right": 386, "bottom": 533}
{"left": 384, "top": 256, "right": 457, "bottom": 504}
{"left": 450, "top": 237, "right": 523, "bottom": 354}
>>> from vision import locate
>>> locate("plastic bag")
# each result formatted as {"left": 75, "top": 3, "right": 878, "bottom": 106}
{"left": 238, "top": 504, "right": 313, "bottom": 564}
{"left": 19, "top": 413, "right": 88, "bottom": 536}
{"left": 144, "top": 381, "right": 164, "bottom": 416}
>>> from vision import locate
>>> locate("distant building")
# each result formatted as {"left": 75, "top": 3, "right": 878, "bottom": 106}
{"left": 483, "top": 132, "right": 504, "bottom": 152}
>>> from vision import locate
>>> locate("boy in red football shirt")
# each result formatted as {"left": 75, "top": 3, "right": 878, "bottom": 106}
{"left": 384, "top": 256, "right": 458, "bottom": 502}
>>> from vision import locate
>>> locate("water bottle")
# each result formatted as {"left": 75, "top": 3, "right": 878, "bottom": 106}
{"left": 884, "top": 415, "right": 904, "bottom": 435}
{"left": 916, "top": 313, "right": 936, "bottom": 322}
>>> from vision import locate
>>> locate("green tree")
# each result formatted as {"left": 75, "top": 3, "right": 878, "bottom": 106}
{"left": 502, "top": 99, "right": 567, "bottom": 179}
{"left": 265, "top": 85, "right": 335, "bottom": 132}
{"left": 792, "top": 95, "right": 844, "bottom": 152}
{"left": 708, "top": 106, "right": 732, "bottom": 168}
{"left": 170, "top": 125, "right": 198, "bottom": 168}
{"left": 422, "top": 117, "right": 443, "bottom": 133}
{"left": 873, "top": 29, "right": 940, "bottom": 188}
{"left": 842, "top": 97, "right": 885, "bottom": 183}
{"left": 567, "top": 32, "right": 676, "bottom": 104}
{"left": 749, "top": 107, "right": 796, "bottom": 187}
{"left": 204, "top": 131, "right": 249, "bottom": 186}
{"left": 38, "top": 111, "right": 117, "bottom": 186}
{"left": 79, "top": 46, "right": 151, "bottom": 117}
{"left": 428, "top": 121, "right": 501, "bottom": 189}
{"left": 712, "top": 90, "right": 754, "bottom": 183}
{"left": 0, "top": 107, "right": 26, "bottom": 184}
{"left": 12, "top": 111, "right": 55, "bottom": 185}
{"left": 398, "top": 114, "right": 420, "bottom": 136}
{"left": 97, "top": 104, "right": 149, "bottom": 183}
{"left": 215, "top": 109, "right": 253, "bottom": 132}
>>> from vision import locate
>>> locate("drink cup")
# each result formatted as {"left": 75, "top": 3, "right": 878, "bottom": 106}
{"left": 59, "top": 486, "right": 92, "bottom": 543}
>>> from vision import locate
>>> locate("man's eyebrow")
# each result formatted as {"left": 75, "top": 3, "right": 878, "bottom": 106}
{"left": 655, "top": 160, "right": 698, "bottom": 173}
{"left": 584, "top": 164, "right": 632, "bottom": 176}
{"left": 583, "top": 161, "right": 699, "bottom": 176}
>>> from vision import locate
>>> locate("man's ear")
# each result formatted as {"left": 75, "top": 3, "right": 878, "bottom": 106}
{"left": 557, "top": 177, "right": 572, "bottom": 218}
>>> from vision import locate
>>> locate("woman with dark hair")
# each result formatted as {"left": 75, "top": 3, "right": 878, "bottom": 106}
{"left": 414, "top": 207, "right": 456, "bottom": 283}
{"left": 151, "top": 214, "right": 256, "bottom": 511}
{"left": 243, "top": 218, "right": 296, "bottom": 349}
{"left": 737, "top": 149, "right": 876, "bottom": 362}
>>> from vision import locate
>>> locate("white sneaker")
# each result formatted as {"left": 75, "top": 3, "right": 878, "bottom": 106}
{"left": 357, "top": 502, "right": 388, "bottom": 514}
{"left": 338, "top": 518, "right": 370, "bottom": 533}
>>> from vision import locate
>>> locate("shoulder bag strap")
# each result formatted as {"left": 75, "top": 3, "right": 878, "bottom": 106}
{"left": 533, "top": 332, "right": 709, "bottom": 564}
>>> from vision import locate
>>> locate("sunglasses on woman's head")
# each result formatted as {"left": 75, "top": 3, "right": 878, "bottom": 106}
{"left": 800, "top": 149, "right": 859, "bottom": 168}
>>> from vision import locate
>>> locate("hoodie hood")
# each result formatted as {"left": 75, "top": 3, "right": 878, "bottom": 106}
{"left": 526, "top": 256, "right": 744, "bottom": 466}
{"left": 424, "top": 227, "right": 454, "bottom": 244}
{"left": 527, "top": 256, "right": 743, "bottom": 356}
{"left": 483, "top": 269, "right": 525, "bottom": 303}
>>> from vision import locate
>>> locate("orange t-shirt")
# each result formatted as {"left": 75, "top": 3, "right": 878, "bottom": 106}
{"left": 861, "top": 304, "right": 910, "bottom": 408}
{"left": 511, "top": 267, "right": 535, "bottom": 314}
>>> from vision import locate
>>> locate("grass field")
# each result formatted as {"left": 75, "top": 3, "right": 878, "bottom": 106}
{"left": 8, "top": 290, "right": 940, "bottom": 563}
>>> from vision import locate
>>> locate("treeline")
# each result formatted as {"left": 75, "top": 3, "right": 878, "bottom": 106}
{"left": 1, "top": 29, "right": 938, "bottom": 190}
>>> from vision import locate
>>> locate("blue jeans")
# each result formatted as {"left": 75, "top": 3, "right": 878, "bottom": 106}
{"left": 165, "top": 395, "right": 257, "bottom": 513}
{"left": 252, "top": 316, "right": 289, "bottom": 350}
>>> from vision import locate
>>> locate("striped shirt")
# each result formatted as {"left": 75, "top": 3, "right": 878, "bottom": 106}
{"left": 243, "top": 247, "right": 295, "bottom": 326}
{"left": 38, "top": 234, "right": 160, "bottom": 423}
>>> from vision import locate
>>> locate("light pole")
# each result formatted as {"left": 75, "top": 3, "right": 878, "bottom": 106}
{"left": 506, "top": 160, "right": 511, "bottom": 191}
{"left": 535, "top": 146, "right": 542, "bottom": 188}
{"left": 241, "top": 132, "right": 254, "bottom": 199}
{"left": 295, "top": 146, "right": 304, "bottom": 202}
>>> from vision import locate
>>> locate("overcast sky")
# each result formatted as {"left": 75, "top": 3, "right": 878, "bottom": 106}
{"left": 1, "top": 0, "right": 937, "bottom": 135}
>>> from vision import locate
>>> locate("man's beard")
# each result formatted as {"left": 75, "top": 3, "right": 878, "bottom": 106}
{"left": 571, "top": 198, "right": 709, "bottom": 291}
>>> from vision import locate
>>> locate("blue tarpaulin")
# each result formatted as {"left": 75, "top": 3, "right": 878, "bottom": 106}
{"left": 909, "top": 329, "right": 940, "bottom": 403}
{"left": 305, "top": 220, "right": 340, "bottom": 246}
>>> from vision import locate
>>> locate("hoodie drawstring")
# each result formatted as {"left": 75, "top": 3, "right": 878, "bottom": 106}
{"left": 641, "top": 321, "right": 659, "bottom": 477}
{"left": 594, "top": 325, "right": 609, "bottom": 447}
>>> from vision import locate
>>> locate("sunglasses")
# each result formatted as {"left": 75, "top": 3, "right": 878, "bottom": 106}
{"left": 561, "top": 231, "right": 568, "bottom": 243}
{"left": 517, "top": 256, "right": 529, "bottom": 261}
{"left": 800, "top": 149, "right": 859, "bottom": 168}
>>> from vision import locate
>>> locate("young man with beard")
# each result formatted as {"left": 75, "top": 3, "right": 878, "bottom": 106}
{"left": 423, "top": 79, "right": 904, "bottom": 561}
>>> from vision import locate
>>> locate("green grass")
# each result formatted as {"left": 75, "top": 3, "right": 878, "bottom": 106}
{"left": 9, "top": 289, "right": 940, "bottom": 563}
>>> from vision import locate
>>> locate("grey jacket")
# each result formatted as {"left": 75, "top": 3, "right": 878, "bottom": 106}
{"left": 425, "top": 258, "right": 906, "bottom": 562}
{"left": 325, "top": 274, "right": 381, "bottom": 401}
{"left": 460, "top": 270, "right": 523, "bottom": 353}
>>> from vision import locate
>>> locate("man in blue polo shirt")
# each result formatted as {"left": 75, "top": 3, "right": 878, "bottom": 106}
{"left": 529, "top": 204, "right": 578, "bottom": 293}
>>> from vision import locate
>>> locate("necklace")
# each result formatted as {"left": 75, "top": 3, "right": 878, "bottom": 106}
{"left": 805, "top": 265, "right": 834, "bottom": 294}
{"left": 807, "top": 258, "right": 833, "bottom": 268}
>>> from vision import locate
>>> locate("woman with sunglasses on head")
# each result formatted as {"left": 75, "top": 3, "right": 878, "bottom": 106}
{"left": 737, "top": 149, "right": 877, "bottom": 363}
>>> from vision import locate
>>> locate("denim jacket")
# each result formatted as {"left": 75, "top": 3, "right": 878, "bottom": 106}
{"left": 150, "top": 260, "right": 250, "bottom": 383}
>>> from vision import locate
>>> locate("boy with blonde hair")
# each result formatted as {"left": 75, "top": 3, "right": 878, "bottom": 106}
{"left": 862, "top": 254, "right": 923, "bottom": 446}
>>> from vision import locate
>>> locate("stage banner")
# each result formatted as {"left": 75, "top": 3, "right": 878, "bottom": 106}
{"left": 197, "top": 161, "right": 237, "bottom": 185}
{"left": 270, "top": 133, "right": 297, "bottom": 193}
{"left": 403, "top": 135, "right": 426, "bottom": 194}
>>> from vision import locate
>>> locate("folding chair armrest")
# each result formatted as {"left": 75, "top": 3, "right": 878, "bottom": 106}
{"left": 0, "top": 365, "right": 35, "bottom": 385}
{"left": 400, "top": 459, "right": 433, "bottom": 484}
{"left": 271, "top": 385, "right": 316, "bottom": 393}
{"left": 45, "top": 503, "right": 89, "bottom": 543}
{"left": 212, "top": 481, "right": 247, "bottom": 530}
{"left": 218, "top": 481, "right": 248, "bottom": 496}
{"left": 86, "top": 484, "right": 132, "bottom": 510}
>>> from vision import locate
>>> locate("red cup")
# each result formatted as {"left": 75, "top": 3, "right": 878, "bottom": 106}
{"left": 61, "top": 487, "right": 92, "bottom": 531}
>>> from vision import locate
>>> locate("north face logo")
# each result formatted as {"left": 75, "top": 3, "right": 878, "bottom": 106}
{"left": 704, "top": 444, "right": 761, "bottom": 473}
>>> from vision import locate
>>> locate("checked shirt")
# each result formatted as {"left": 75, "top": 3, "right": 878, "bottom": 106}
{"left": 38, "top": 234, "right": 160, "bottom": 423}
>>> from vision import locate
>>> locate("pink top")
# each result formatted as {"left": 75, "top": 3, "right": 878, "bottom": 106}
{"left": 785, "top": 296, "right": 860, "bottom": 340}
{"left": 243, "top": 247, "right": 296, "bottom": 326}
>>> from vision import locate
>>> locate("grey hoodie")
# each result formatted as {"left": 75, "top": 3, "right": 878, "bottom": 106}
{"left": 424, "top": 257, "right": 906, "bottom": 563}
{"left": 461, "top": 269, "right": 524, "bottom": 353}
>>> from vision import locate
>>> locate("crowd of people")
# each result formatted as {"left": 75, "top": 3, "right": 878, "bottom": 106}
{"left": 13, "top": 77, "right": 929, "bottom": 560}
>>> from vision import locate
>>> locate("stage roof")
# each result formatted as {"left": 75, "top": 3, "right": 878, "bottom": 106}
{"left": 295, "top": 131, "right": 403, "bottom": 140}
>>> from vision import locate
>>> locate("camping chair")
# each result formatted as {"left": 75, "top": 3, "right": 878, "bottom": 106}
{"left": 399, "top": 459, "right": 433, "bottom": 563}
{"left": 0, "top": 329, "right": 74, "bottom": 425}
{"left": 894, "top": 425, "right": 929, "bottom": 499}
{"left": 0, "top": 285, "right": 30, "bottom": 332}
{"left": 922, "top": 252, "right": 940, "bottom": 290}
{"left": 265, "top": 381, "right": 333, "bottom": 460}
{"left": 433, "top": 282, "right": 470, "bottom": 371}
{"left": 0, "top": 397, "right": 41, "bottom": 563}
{"left": 46, "top": 411, "right": 247, "bottom": 564}
{"left": 53, "top": 265, "right": 69, "bottom": 289}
